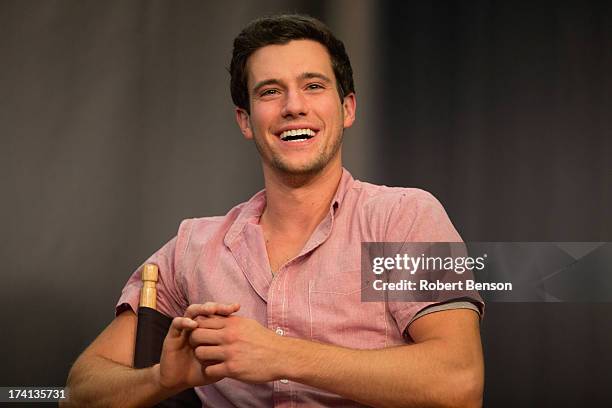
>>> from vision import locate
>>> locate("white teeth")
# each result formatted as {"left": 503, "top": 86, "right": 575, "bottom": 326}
{"left": 280, "top": 128, "right": 316, "bottom": 140}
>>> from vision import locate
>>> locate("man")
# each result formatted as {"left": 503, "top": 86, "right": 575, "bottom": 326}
{"left": 64, "top": 14, "right": 484, "bottom": 407}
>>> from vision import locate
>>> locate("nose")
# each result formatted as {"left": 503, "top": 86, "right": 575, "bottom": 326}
{"left": 281, "top": 89, "right": 308, "bottom": 118}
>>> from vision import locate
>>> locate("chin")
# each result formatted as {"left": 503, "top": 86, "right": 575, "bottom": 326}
{"left": 273, "top": 159, "right": 327, "bottom": 176}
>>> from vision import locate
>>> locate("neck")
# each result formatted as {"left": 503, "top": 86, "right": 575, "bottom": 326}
{"left": 260, "top": 161, "right": 343, "bottom": 237}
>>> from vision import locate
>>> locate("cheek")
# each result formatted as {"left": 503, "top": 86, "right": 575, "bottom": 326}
{"left": 314, "top": 97, "right": 344, "bottom": 123}
{"left": 250, "top": 104, "right": 278, "bottom": 131}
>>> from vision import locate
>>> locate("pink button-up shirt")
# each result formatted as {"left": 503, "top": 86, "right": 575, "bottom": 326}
{"left": 117, "top": 169, "right": 481, "bottom": 407}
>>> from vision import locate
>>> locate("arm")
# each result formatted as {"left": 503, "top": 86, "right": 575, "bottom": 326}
{"left": 191, "top": 308, "right": 483, "bottom": 408}
{"left": 287, "top": 308, "right": 483, "bottom": 408}
{"left": 63, "top": 310, "right": 176, "bottom": 408}
{"left": 63, "top": 303, "right": 239, "bottom": 408}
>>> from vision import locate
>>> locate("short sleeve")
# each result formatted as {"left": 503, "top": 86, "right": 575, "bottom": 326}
{"left": 383, "top": 191, "right": 484, "bottom": 335}
{"left": 115, "top": 220, "right": 193, "bottom": 318}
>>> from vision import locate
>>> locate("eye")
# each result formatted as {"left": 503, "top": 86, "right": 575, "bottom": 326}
{"left": 306, "top": 83, "right": 324, "bottom": 90}
{"left": 260, "top": 89, "right": 279, "bottom": 97}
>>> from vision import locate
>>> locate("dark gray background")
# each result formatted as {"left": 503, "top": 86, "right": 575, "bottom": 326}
{"left": 1, "top": 1, "right": 611, "bottom": 406}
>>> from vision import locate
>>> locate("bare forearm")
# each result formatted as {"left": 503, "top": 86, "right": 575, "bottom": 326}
{"left": 281, "top": 337, "right": 483, "bottom": 408}
{"left": 63, "top": 355, "right": 178, "bottom": 408}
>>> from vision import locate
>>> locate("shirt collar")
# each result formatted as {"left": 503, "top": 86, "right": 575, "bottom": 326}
{"left": 224, "top": 168, "right": 355, "bottom": 246}
{"left": 330, "top": 167, "right": 354, "bottom": 212}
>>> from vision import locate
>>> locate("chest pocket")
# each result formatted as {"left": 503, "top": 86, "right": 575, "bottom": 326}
{"left": 308, "top": 270, "right": 387, "bottom": 349}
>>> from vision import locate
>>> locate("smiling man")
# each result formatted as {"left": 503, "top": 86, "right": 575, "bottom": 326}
{"left": 64, "top": 15, "right": 484, "bottom": 408}
{"left": 239, "top": 40, "right": 350, "bottom": 180}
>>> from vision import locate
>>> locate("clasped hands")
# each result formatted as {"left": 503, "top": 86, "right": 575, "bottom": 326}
{"left": 158, "top": 302, "right": 288, "bottom": 391}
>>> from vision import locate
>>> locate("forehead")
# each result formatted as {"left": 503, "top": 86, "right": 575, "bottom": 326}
{"left": 246, "top": 39, "right": 335, "bottom": 87}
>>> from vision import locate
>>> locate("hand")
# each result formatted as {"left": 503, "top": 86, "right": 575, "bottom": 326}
{"left": 157, "top": 302, "right": 240, "bottom": 391}
{"left": 188, "top": 314, "right": 285, "bottom": 383}
{"left": 184, "top": 302, "right": 241, "bottom": 319}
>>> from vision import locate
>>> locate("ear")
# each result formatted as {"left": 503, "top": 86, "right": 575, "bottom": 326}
{"left": 235, "top": 107, "right": 254, "bottom": 140}
{"left": 342, "top": 93, "right": 356, "bottom": 129}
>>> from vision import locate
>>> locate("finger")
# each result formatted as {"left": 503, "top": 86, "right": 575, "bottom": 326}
{"left": 194, "top": 345, "right": 225, "bottom": 362}
{"left": 189, "top": 328, "right": 224, "bottom": 348}
{"left": 198, "top": 302, "right": 240, "bottom": 317}
{"left": 194, "top": 315, "right": 226, "bottom": 329}
{"left": 203, "top": 362, "right": 228, "bottom": 379}
{"left": 185, "top": 302, "right": 240, "bottom": 318}
{"left": 217, "top": 302, "right": 241, "bottom": 315}
{"left": 168, "top": 317, "right": 197, "bottom": 338}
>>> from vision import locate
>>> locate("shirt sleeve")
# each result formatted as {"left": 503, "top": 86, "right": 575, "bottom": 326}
{"left": 383, "top": 190, "right": 485, "bottom": 335}
{"left": 115, "top": 220, "right": 193, "bottom": 318}
{"left": 409, "top": 300, "right": 480, "bottom": 324}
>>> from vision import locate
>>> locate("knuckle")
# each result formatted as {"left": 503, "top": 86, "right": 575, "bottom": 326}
{"left": 225, "top": 360, "right": 241, "bottom": 376}
{"left": 224, "top": 346, "right": 237, "bottom": 360}
{"left": 222, "top": 329, "right": 237, "bottom": 343}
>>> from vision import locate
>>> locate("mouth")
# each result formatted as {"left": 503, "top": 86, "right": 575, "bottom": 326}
{"left": 278, "top": 128, "right": 317, "bottom": 143}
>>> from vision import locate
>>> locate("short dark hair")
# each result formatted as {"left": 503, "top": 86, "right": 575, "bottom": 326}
{"left": 230, "top": 14, "right": 355, "bottom": 113}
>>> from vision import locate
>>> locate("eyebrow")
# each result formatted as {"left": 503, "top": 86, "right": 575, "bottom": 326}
{"left": 252, "top": 72, "right": 333, "bottom": 95}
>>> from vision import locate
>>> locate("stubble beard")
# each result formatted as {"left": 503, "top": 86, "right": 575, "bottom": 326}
{"left": 254, "top": 129, "right": 344, "bottom": 179}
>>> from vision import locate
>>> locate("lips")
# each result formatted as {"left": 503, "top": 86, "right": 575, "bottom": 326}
{"left": 274, "top": 125, "right": 320, "bottom": 142}
{"left": 279, "top": 128, "right": 317, "bottom": 142}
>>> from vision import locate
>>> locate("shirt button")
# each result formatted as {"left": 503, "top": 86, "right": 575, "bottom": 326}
{"left": 275, "top": 327, "right": 284, "bottom": 336}
{"left": 280, "top": 379, "right": 289, "bottom": 384}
